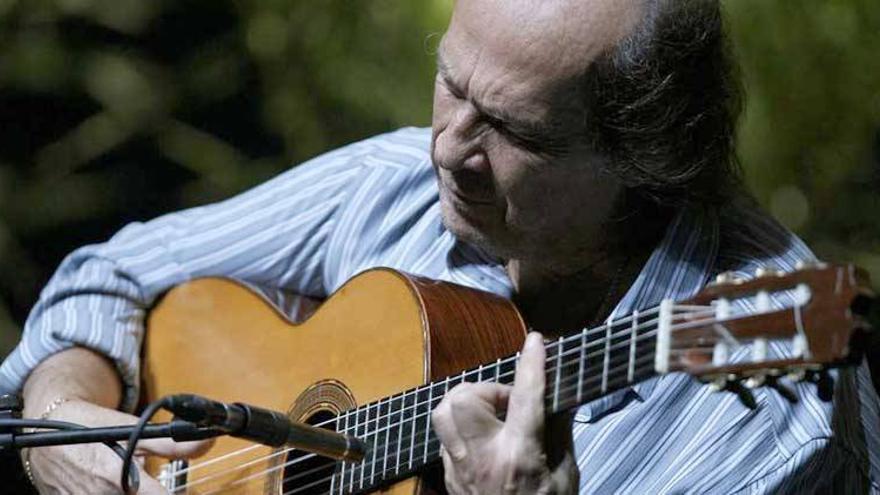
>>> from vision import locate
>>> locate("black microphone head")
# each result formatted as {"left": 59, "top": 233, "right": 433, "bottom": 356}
{"left": 165, "top": 394, "right": 225, "bottom": 424}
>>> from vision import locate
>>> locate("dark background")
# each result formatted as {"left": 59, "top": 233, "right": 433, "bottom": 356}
{"left": 0, "top": 0, "right": 878, "bottom": 358}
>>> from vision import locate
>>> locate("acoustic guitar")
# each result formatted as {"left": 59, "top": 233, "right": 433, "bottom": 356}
{"left": 142, "top": 263, "right": 873, "bottom": 494}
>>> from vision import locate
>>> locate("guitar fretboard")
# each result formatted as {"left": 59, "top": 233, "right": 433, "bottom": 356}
{"left": 330, "top": 307, "right": 665, "bottom": 494}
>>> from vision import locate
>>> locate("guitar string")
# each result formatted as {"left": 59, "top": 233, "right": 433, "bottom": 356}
{"left": 172, "top": 304, "right": 716, "bottom": 479}
{"left": 167, "top": 308, "right": 725, "bottom": 494}
{"left": 240, "top": 353, "right": 661, "bottom": 495}
{"left": 261, "top": 296, "right": 785, "bottom": 495}
{"left": 164, "top": 304, "right": 673, "bottom": 479}
{"left": 175, "top": 298, "right": 802, "bottom": 493}
{"left": 165, "top": 305, "right": 720, "bottom": 491}
{"left": 287, "top": 357, "right": 660, "bottom": 495}
{"left": 170, "top": 336, "right": 657, "bottom": 494}
{"left": 253, "top": 287, "right": 788, "bottom": 495}
{"left": 175, "top": 338, "right": 660, "bottom": 494}
{"left": 164, "top": 311, "right": 674, "bottom": 491}
{"left": 203, "top": 352, "right": 658, "bottom": 495}
{"left": 183, "top": 351, "right": 660, "bottom": 494}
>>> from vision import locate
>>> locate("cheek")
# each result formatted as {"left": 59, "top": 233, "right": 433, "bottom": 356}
{"left": 482, "top": 137, "right": 545, "bottom": 203}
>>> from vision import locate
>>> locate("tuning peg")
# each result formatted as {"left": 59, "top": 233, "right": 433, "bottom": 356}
{"left": 794, "top": 260, "right": 828, "bottom": 271}
{"left": 707, "top": 375, "right": 730, "bottom": 392}
{"left": 725, "top": 380, "right": 758, "bottom": 410}
{"left": 765, "top": 376, "right": 799, "bottom": 403}
{"left": 814, "top": 371, "right": 835, "bottom": 402}
{"left": 707, "top": 374, "right": 757, "bottom": 409}
{"left": 754, "top": 266, "right": 772, "bottom": 278}
{"left": 744, "top": 371, "right": 766, "bottom": 389}
{"left": 787, "top": 367, "right": 807, "bottom": 382}
{"left": 711, "top": 271, "right": 745, "bottom": 286}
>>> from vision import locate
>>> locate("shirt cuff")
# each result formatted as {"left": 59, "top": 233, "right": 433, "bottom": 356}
{"left": 0, "top": 301, "right": 144, "bottom": 413}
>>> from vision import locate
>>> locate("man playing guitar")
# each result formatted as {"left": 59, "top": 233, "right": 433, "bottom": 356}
{"left": 3, "top": 0, "right": 879, "bottom": 493}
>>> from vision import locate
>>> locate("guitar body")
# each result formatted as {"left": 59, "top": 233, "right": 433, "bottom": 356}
{"left": 142, "top": 268, "right": 527, "bottom": 494}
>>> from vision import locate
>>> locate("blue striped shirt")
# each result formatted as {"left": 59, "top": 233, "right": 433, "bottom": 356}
{"left": 2, "top": 127, "right": 878, "bottom": 493}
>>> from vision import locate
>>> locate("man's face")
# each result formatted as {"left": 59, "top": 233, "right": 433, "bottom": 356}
{"left": 431, "top": 0, "right": 640, "bottom": 266}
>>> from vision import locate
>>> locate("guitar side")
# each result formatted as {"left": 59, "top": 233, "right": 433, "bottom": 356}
{"left": 142, "top": 268, "right": 527, "bottom": 494}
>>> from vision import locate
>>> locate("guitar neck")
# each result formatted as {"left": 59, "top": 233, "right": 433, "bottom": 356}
{"left": 332, "top": 306, "right": 665, "bottom": 492}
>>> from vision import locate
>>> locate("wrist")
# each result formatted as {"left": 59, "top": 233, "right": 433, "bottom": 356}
{"left": 20, "top": 396, "right": 74, "bottom": 488}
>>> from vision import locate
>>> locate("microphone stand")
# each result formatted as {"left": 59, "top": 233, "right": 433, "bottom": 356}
{"left": 0, "top": 417, "right": 222, "bottom": 449}
{"left": 0, "top": 394, "right": 223, "bottom": 493}
{"left": 0, "top": 393, "right": 366, "bottom": 494}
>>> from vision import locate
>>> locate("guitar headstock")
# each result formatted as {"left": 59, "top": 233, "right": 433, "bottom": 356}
{"left": 655, "top": 262, "right": 874, "bottom": 394}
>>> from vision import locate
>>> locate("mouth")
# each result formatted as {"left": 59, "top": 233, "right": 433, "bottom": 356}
{"left": 446, "top": 184, "right": 496, "bottom": 206}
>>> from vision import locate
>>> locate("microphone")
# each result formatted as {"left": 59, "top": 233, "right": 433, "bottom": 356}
{"left": 165, "top": 394, "right": 365, "bottom": 461}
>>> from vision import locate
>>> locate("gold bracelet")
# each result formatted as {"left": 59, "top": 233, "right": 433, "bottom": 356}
{"left": 22, "top": 397, "right": 71, "bottom": 487}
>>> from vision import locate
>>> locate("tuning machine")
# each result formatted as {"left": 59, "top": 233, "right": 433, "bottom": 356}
{"left": 794, "top": 260, "right": 828, "bottom": 271}
{"left": 786, "top": 366, "right": 833, "bottom": 402}
{"left": 763, "top": 372, "right": 799, "bottom": 403}
{"left": 710, "top": 271, "right": 746, "bottom": 287}
{"left": 705, "top": 374, "right": 757, "bottom": 410}
{"left": 754, "top": 266, "right": 786, "bottom": 278}
{"left": 808, "top": 370, "right": 835, "bottom": 402}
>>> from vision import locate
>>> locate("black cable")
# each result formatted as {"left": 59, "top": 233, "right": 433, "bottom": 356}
{"left": 121, "top": 397, "right": 170, "bottom": 495}
{"left": 0, "top": 418, "right": 140, "bottom": 490}
{"left": 2, "top": 419, "right": 221, "bottom": 448}
{"left": 0, "top": 418, "right": 84, "bottom": 430}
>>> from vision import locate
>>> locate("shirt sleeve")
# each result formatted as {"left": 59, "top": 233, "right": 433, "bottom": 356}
{"left": 0, "top": 138, "right": 374, "bottom": 411}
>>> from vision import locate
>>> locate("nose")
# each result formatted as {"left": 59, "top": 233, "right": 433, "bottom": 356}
{"left": 433, "top": 103, "right": 490, "bottom": 174}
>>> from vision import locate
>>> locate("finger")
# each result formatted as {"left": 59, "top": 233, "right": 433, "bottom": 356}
{"left": 448, "top": 382, "right": 510, "bottom": 441}
{"left": 505, "top": 332, "right": 546, "bottom": 436}
{"left": 431, "top": 395, "right": 468, "bottom": 463}
{"left": 136, "top": 436, "right": 216, "bottom": 459}
{"left": 441, "top": 446, "right": 467, "bottom": 495}
{"left": 137, "top": 470, "right": 173, "bottom": 495}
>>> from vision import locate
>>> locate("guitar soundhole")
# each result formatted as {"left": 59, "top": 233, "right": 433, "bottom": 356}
{"left": 281, "top": 410, "right": 337, "bottom": 494}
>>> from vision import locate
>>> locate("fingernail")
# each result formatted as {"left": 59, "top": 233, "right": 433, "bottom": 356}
{"left": 527, "top": 331, "right": 543, "bottom": 346}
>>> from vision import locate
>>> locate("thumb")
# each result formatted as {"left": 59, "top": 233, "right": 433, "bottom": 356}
{"left": 136, "top": 436, "right": 215, "bottom": 459}
{"left": 136, "top": 470, "right": 177, "bottom": 495}
{"left": 505, "top": 332, "right": 546, "bottom": 437}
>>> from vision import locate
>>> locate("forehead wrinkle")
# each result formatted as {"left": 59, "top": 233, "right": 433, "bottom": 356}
{"left": 437, "top": 43, "right": 547, "bottom": 129}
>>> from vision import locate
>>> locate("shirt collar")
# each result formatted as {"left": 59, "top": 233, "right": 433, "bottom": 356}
{"left": 605, "top": 205, "right": 721, "bottom": 403}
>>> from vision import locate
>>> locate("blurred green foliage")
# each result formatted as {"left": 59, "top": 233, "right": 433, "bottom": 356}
{"left": 0, "top": 0, "right": 878, "bottom": 358}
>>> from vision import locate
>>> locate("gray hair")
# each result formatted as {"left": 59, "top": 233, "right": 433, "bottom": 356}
{"left": 585, "top": 0, "right": 743, "bottom": 207}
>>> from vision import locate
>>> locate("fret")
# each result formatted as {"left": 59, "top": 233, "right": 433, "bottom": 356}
{"left": 628, "top": 310, "right": 639, "bottom": 383}
{"left": 422, "top": 379, "right": 439, "bottom": 462}
{"left": 601, "top": 322, "right": 612, "bottom": 393}
{"left": 337, "top": 410, "right": 349, "bottom": 495}
{"left": 324, "top": 304, "right": 677, "bottom": 491}
{"left": 359, "top": 404, "right": 370, "bottom": 490}
{"left": 394, "top": 391, "right": 405, "bottom": 475}
{"left": 552, "top": 336, "right": 563, "bottom": 411}
{"left": 407, "top": 387, "right": 419, "bottom": 470}
{"left": 576, "top": 329, "right": 586, "bottom": 403}
{"left": 352, "top": 406, "right": 363, "bottom": 491}
{"left": 377, "top": 397, "right": 388, "bottom": 483}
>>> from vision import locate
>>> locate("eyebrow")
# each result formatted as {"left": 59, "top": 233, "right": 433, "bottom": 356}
{"left": 435, "top": 50, "right": 556, "bottom": 142}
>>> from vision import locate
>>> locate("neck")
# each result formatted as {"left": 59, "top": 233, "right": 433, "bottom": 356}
{"left": 507, "top": 197, "right": 672, "bottom": 334}
{"left": 331, "top": 307, "right": 662, "bottom": 493}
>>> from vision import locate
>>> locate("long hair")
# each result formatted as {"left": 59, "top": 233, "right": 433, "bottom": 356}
{"left": 585, "top": 0, "right": 743, "bottom": 207}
